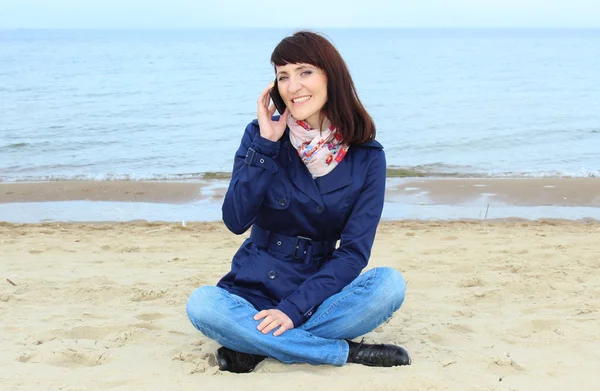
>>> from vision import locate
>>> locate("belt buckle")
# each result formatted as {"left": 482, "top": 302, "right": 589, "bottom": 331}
{"left": 244, "top": 147, "right": 256, "bottom": 165}
{"left": 293, "top": 236, "right": 312, "bottom": 261}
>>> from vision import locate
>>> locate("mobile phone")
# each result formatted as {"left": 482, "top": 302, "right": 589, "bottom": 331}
{"left": 269, "top": 79, "right": 287, "bottom": 115}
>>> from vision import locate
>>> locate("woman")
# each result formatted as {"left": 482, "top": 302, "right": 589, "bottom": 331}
{"left": 186, "top": 31, "right": 410, "bottom": 373}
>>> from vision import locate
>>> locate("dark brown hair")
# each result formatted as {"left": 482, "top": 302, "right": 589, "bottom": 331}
{"left": 270, "top": 31, "right": 376, "bottom": 145}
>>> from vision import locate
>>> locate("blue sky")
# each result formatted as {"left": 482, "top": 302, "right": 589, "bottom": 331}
{"left": 1, "top": 0, "right": 599, "bottom": 29}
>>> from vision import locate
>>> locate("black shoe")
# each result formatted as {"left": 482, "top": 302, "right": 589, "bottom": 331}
{"left": 215, "top": 346, "right": 266, "bottom": 373}
{"left": 346, "top": 338, "right": 411, "bottom": 367}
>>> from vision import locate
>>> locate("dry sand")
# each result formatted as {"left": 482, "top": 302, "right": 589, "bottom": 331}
{"left": 1, "top": 220, "right": 599, "bottom": 390}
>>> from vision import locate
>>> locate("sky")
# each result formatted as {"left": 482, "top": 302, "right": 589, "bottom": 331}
{"left": 1, "top": 0, "right": 599, "bottom": 29}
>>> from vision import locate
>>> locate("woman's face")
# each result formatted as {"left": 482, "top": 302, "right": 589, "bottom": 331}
{"left": 275, "top": 63, "right": 327, "bottom": 129}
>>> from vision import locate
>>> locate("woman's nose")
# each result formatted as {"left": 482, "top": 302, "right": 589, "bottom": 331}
{"left": 287, "top": 77, "right": 301, "bottom": 93}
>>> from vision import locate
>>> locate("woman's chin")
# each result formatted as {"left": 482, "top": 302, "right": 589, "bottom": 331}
{"left": 289, "top": 110, "right": 309, "bottom": 121}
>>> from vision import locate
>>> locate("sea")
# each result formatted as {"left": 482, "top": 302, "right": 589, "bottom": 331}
{"left": 1, "top": 28, "right": 599, "bottom": 222}
{"left": 1, "top": 28, "right": 599, "bottom": 182}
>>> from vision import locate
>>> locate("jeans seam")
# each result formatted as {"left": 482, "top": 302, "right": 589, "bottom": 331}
{"left": 303, "top": 269, "right": 378, "bottom": 327}
{"left": 196, "top": 324, "right": 257, "bottom": 354}
{"left": 229, "top": 293, "right": 255, "bottom": 308}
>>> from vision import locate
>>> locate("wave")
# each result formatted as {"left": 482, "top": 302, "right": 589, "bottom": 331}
{"left": 386, "top": 165, "right": 600, "bottom": 179}
{"left": 0, "top": 173, "right": 213, "bottom": 183}
{"left": 0, "top": 139, "right": 121, "bottom": 153}
{"left": 0, "top": 142, "right": 37, "bottom": 151}
{"left": 1, "top": 167, "right": 598, "bottom": 183}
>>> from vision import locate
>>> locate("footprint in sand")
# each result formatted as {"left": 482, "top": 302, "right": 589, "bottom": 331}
{"left": 130, "top": 288, "right": 168, "bottom": 302}
{"left": 104, "top": 326, "right": 160, "bottom": 348}
{"left": 458, "top": 276, "right": 484, "bottom": 288}
{"left": 22, "top": 338, "right": 111, "bottom": 367}
{"left": 65, "top": 326, "right": 123, "bottom": 340}
{"left": 38, "top": 347, "right": 109, "bottom": 367}
{"left": 34, "top": 325, "right": 123, "bottom": 343}
{"left": 135, "top": 313, "right": 169, "bottom": 321}
{"left": 32, "top": 323, "right": 162, "bottom": 350}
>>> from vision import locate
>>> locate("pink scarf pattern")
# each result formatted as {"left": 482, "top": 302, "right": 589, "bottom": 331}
{"left": 286, "top": 115, "right": 349, "bottom": 178}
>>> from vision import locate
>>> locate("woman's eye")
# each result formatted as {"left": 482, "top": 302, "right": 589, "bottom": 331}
{"left": 301, "top": 71, "right": 313, "bottom": 76}
{"left": 278, "top": 76, "right": 288, "bottom": 81}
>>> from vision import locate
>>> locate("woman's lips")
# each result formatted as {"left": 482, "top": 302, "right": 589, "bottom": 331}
{"left": 291, "top": 96, "right": 311, "bottom": 105}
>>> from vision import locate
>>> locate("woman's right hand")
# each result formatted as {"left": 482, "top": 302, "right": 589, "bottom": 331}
{"left": 257, "top": 82, "right": 289, "bottom": 142}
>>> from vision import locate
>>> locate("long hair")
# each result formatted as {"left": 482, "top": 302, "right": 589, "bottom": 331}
{"left": 270, "top": 31, "right": 376, "bottom": 145}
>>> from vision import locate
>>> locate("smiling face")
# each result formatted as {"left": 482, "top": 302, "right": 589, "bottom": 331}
{"left": 275, "top": 63, "right": 328, "bottom": 129}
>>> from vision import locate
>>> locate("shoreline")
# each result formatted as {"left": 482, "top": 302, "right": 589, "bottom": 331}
{"left": 2, "top": 166, "right": 598, "bottom": 182}
{"left": 1, "top": 177, "right": 599, "bottom": 206}
{"left": 1, "top": 177, "right": 598, "bottom": 223}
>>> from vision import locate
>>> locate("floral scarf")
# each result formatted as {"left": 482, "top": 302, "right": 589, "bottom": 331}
{"left": 286, "top": 115, "right": 349, "bottom": 178}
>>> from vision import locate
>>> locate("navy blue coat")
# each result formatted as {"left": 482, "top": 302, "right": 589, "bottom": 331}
{"left": 217, "top": 118, "right": 386, "bottom": 327}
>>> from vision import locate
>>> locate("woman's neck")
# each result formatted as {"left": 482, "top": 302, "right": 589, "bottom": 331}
{"left": 305, "top": 113, "right": 330, "bottom": 131}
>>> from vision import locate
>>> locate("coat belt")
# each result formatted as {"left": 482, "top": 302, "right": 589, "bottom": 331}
{"left": 250, "top": 225, "right": 337, "bottom": 264}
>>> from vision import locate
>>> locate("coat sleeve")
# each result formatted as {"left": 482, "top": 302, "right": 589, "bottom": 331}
{"left": 222, "top": 120, "right": 280, "bottom": 234}
{"left": 275, "top": 149, "right": 387, "bottom": 327}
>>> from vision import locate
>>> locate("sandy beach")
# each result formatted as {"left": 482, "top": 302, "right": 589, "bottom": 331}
{"left": 1, "top": 219, "right": 599, "bottom": 391}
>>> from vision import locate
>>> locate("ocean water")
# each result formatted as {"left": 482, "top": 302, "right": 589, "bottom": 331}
{"left": 1, "top": 28, "right": 600, "bottom": 182}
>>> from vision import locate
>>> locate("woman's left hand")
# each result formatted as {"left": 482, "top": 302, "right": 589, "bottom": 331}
{"left": 254, "top": 309, "right": 294, "bottom": 337}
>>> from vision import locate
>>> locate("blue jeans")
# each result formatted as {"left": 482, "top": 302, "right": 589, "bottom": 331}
{"left": 186, "top": 267, "right": 406, "bottom": 366}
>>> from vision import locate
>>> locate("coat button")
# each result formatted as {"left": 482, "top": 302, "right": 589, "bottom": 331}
{"left": 316, "top": 205, "right": 324, "bottom": 213}
{"left": 268, "top": 271, "right": 277, "bottom": 280}
{"left": 278, "top": 198, "right": 287, "bottom": 206}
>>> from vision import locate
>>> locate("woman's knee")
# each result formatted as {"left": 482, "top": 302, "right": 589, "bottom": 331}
{"left": 186, "top": 285, "right": 222, "bottom": 327}
{"left": 374, "top": 267, "right": 407, "bottom": 311}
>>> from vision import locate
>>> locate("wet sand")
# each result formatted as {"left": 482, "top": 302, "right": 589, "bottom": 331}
{"left": 0, "top": 180, "right": 209, "bottom": 204}
{"left": 1, "top": 177, "right": 599, "bottom": 206}
{"left": 388, "top": 177, "right": 600, "bottom": 207}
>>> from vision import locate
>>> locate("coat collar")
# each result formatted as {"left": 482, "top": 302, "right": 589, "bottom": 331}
{"left": 283, "top": 129, "right": 355, "bottom": 204}
{"left": 358, "top": 139, "right": 384, "bottom": 150}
